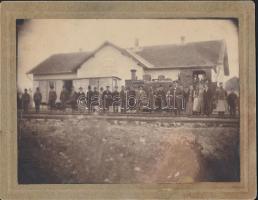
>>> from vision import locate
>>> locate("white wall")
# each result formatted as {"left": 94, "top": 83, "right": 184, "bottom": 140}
{"left": 77, "top": 45, "right": 144, "bottom": 84}
{"left": 144, "top": 69, "right": 180, "bottom": 81}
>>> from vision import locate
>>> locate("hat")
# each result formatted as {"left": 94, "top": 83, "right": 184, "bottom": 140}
{"left": 88, "top": 85, "right": 91, "bottom": 89}
{"left": 94, "top": 86, "right": 97, "bottom": 89}
{"left": 106, "top": 86, "right": 110, "bottom": 88}
{"left": 79, "top": 87, "right": 83, "bottom": 90}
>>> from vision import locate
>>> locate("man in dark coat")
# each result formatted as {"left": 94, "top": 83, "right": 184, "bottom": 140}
{"left": 112, "top": 86, "right": 120, "bottom": 113}
{"left": 203, "top": 84, "right": 213, "bottom": 116}
{"left": 60, "top": 86, "right": 68, "bottom": 111}
{"left": 22, "top": 88, "right": 30, "bottom": 113}
{"left": 33, "top": 87, "right": 42, "bottom": 113}
{"left": 172, "top": 81, "right": 183, "bottom": 115}
{"left": 48, "top": 86, "right": 57, "bottom": 110}
{"left": 155, "top": 85, "right": 166, "bottom": 111}
{"left": 77, "top": 87, "right": 86, "bottom": 99}
{"left": 119, "top": 85, "right": 126, "bottom": 113}
{"left": 127, "top": 86, "right": 136, "bottom": 111}
{"left": 147, "top": 86, "right": 155, "bottom": 111}
{"left": 216, "top": 82, "right": 227, "bottom": 117}
{"left": 227, "top": 88, "right": 238, "bottom": 117}
{"left": 87, "top": 85, "right": 94, "bottom": 112}
{"left": 92, "top": 87, "right": 100, "bottom": 112}
{"left": 166, "top": 85, "right": 174, "bottom": 110}
{"left": 102, "top": 86, "right": 112, "bottom": 112}
{"left": 77, "top": 87, "right": 86, "bottom": 111}
{"left": 70, "top": 87, "right": 78, "bottom": 112}
{"left": 99, "top": 87, "right": 104, "bottom": 111}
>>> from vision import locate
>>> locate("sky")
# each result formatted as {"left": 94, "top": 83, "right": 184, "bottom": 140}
{"left": 17, "top": 19, "right": 239, "bottom": 91}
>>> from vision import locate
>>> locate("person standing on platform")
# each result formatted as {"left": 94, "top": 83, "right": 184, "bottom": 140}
{"left": 70, "top": 87, "right": 78, "bottom": 112}
{"left": 198, "top": 84, "right": 205, "bottom": 115}
{"left": 76, "top": 87, "right": 86, "bottom": 112}
{"left": 128, "top": 86, "right": 136, "bottom": 111}
{"left": 193, "top": 88, "right": 200, "bottom": 115}
{"left": 155, "top": 85, "right": 166, "bottom": 112}
{"left": 137, "top": 86, "right": 147, "bottom": 112}
{"left": 60, "top": 86, "right": 68, "bottom": 111}
{"left": 215, "top": 82, "right": 227, "bottom": 117}
{"left": 112, "top": 86, "right": 120, "bottom": 113}
{"left": 203, "top": 84, "right": 213, "bottom": 116}
{"left": 77, "top": 87, "right": 85, "bottom": 98}
{"left": 173, "top": 81, "right": 183, "bottom": 115}
{"left": 87, "top": 85, "right": 94, "bottom": 112}
{"left": 148, "top": 86, "right": 155, "bottom": 111}
{"left": 166, "top": 85, "right": 174, "bottom": 111}
{"left": 90, "top": 87, "right": 100, "bottom": 112}
{"left": 99, "top": 87, "right": 104, "bottom": 111}
{"left": 33, "top": 87, "right": 42, "bottom": 113}
{"left": 120, "top": 85, "right": 126, "bottom": 113}
{"left": 103, "top": 86, "right": 112, "bottom": 112}
{"left": 227, "top": 88, "right": 238, "bottom": 117}
{"left": 186, "top": 85, "right": 194, "bottom": 116}
{"left": 22, "top": 88, "right": 30, "bottom": 113}
{"left": 48, "top": 85, "right": 57, "bottom": 111}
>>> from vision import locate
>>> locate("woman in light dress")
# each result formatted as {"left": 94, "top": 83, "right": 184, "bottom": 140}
{"left": 193, "top": 87, "right": 200, "bottom": 115}
{"left": 186, "top": 85, "right": 194, "bottom": 115}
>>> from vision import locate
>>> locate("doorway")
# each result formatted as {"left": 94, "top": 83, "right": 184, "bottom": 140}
{"left": 63, "top": 80, "right": 73, "bottom": 94}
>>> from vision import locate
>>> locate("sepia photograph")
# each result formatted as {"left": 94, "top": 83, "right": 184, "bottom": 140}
{"left": 16, "top": 19, "right": 241, "bottom": 184}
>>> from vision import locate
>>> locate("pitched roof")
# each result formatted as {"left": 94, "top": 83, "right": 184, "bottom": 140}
{"left": 28, "top": 40, "right": 229, "bottom": 76}
{"left": 28, "top": 41, "right": 148, "bottom": 75}
{"left": 28, "top": 52, "right": 92, "bottom": 75}
{"left": 133, "top": 40, "right": 229, "bottom": 75}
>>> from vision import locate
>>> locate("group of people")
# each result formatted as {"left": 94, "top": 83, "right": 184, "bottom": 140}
{"left": 17, "top": 80, "right": 239, "bottom": 117}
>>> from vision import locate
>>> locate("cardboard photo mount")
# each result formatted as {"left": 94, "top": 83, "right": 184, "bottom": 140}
{"left": 0, "top": 1, "right": 256, "bottom": 199}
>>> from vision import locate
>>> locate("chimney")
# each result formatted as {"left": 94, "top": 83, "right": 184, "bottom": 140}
{"left": 180, "top": 36, "right": 185, "bottom": 44}
{"left": 131, "top": 69, "right": 137, "bottom": 80}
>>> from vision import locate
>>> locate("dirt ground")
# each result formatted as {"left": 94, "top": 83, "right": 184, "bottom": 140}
{"left": 18, "top": 118, "right": 240, "bottom": 184}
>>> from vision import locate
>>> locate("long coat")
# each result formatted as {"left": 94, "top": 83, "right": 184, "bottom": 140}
{"left": 203, "top": 88, "right": 213, "bottom": 115}
{"left": 172, "top": 87, "right": 183, "bottom": 111}
{"left": 216, "top": 87, "right": 227, "bottom": 112}
{"left": 33, "top": 91, "right": 42, "bottom": 104}
{"left": 103, "top": 90, "right": 112, "bottom": 108}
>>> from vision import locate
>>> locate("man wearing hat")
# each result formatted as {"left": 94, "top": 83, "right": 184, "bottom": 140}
{"left": 22, "top": 88, "right": 30, "bottom": 113}
{"left": 76, "top": 87, "right": 86, "bottom": 112}
{"left": 92, "top": 87, "right": 100, "bottom": 112}
{"left": 166, "top": 84, "right": 174, "bottom": 110}
{"left": 112, "top": 86, "right": 120, "bottom": 113}
{"left": 215, "top": 82, "right": 227, "bottom": 117}
{"left": 136, "top": 86, "right": 147, "bottom": 112}
{"left": 172, "top": 81, "right": 183, "bottom": 115}
{"left": 120, "top": 85, "right": 127, "bottom": 113}
{"left": 155, "top": 85, "right": 166, "bottom": 111}
{"left": 48, "top": 85, "right": 57, "bottom": 110}
{"left": 77, "top": 87, "right": 85, "bottom": 98}
{"left": 33, "top": 87, "right": 42, "bottom": 113}
{"left": 60, "top": 86, "right": 69, "bottom": 111}
{"left": 99, "top": 87, "right": 104, "bottom": 111}
{"left": 87, "top": 85, "right": 94, "bottom": 112}
{"left": 103, "top": 86, "right": 112, "bottom": 112}
{"left": 227, "top": 88, "right": 238, "bottom": 117}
